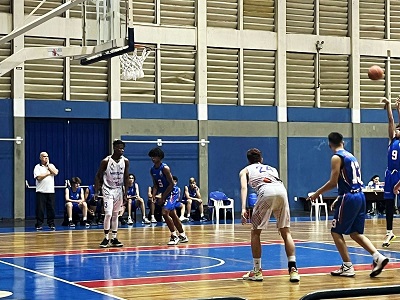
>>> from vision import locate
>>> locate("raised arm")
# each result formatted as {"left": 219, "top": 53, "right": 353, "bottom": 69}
{"left": 382, "top": 97, "right": 395, "bottom": 140}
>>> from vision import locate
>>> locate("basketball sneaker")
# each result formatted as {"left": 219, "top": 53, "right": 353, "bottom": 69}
{"left": 142, "top": 217, "right": 151, "bottom": 225}
{"left": 382, "top": 233, "right": 396, "bottom": 247}
{"left": 330, "top": 264, "right": 355, "bottom": 277}
{"left": 127, "top": 216, "right": 134, "bottom": 225}
{"left": 179, "top": 215, "right": 189, "bottom": 222}
{"left": 68, "top": 220, "right": 75, "bottom": 228}
{"left": 178, "top": 234, "right": 189, "bottom": 243}
{"left": 35, "top": 224, "right": 42, "bottom": 231}
{"left": 370, "top": 255, "right": 389, "bottom": 277}
{"left": 200, "top": 216, "right": 208, "bottom": 222}
{"left": 150, "top": 216, "right": 157, "bottom": 223}
{"left": 242, "top": 269, "right": 263, "bottom": 281}
{"left": 167, "top": 235, "right": 179, "bottom": 245}
{"left": 99, "top": 238, "right": 109, "bottom": 248}
{"left": 110, "top": 238, "right": 123, "bottom": 247}
{"left": 289, "top": 267, "right": 300, "bottom": 282}
{"left": 84, "top": 220, "right": 90, "bottom": 228}
{"left": 49, "top": 224, "right": 56, "bottom": 231}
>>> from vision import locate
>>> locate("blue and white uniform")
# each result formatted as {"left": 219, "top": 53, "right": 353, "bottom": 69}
{"left": 150, "top": 163, "right": 176, "bottom": 211}
{"left": 68, "top": 187, "right": 83, "bottom": 212}
{"left": 384, "top": 138, "right": 400, "bottom": 199}
{"left": 86, "top": 184, "right": 102, "bottom": 212}
{"left": 245, "top": 163, "right": 290, "bottom": 230}
{"left": 181, "top": 186, "right": 199, "bottom": 204}
{"left": 332, "top": 149, "right": 365, "bottom": 235}
{"left": 102, "top": 155, "right": 125, "bottom": 214}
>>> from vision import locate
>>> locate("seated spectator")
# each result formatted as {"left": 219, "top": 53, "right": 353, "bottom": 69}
{"left": 85, "top": 184, "right": 104, "bottom": 225}
{"left": 119, "top": 174, "right": 151, "bottom": 225}
{"left": 172, "top": 176, "right": 189, "bottom": 222}
{"left": 65, "top": 177, "right": 90, "bottom": 228}
{"left": 366, "top": 175, "right": 385, "bottom": 215}
{"left": 182, "top": 177, "right": 208, "bottom": 222}
{"left": 368, "top": 175, "right": 383, "bottom": 189}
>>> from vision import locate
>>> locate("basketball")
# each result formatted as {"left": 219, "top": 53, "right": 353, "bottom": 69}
{"left": 368, "top": 65, "right": 384, "bottom": 80}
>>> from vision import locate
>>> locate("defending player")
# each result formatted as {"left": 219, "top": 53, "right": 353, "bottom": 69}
{"left": 95, "top": 139, "right": 129, "bottom": 248}
{"left": 239, "top": 148, "right": 300, "bottom": 282}
{"left": 148, "top": 147, "right": 188, "bottom": 245}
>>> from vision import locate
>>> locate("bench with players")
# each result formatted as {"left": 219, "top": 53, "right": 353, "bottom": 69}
{"left": 63, "top": 175, "right": 209, "bottom": 228}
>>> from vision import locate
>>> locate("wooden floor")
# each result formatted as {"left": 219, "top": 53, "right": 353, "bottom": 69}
{"left": 1, "top": 217, "right": 400, "bottom": 300}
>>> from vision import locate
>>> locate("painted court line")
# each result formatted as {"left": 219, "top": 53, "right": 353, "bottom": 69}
{"left": 0, "top": 259, "right": 124, "bottom": 300}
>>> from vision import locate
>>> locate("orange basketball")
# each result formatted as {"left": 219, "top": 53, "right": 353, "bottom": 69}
{"left": 368, "top": 65, "right": 384, "bottom": 80}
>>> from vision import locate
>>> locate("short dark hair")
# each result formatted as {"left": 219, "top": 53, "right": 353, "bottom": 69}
{"left": 247, "top": 148, "right": 262, "bottom": 164}
{"left": 113, "top": 139, "right": 125, "bottom": 148}
{"left": 173, "top": 175, "right": 178, "bottom": 181}
{"left": 129, "top": 173, "right": 135, "bottom": 180}
{"left": 189, "top": 177, "right": 196, "bottom": 184}
{"left": 148, "top": 147, "right": 164, "bottom": 159}
{"left": 70, "top": 177, "right": 81, "bottom": 184}
{"left": 370, "top": 175, "right": 379, "bottom": 181}
{"left": 328, "top": 132, "right": 344, "bottom": 146}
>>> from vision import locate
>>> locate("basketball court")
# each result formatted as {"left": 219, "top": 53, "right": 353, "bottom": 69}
{"left": 1, "top": 217, "right": 400, "bottom": 299}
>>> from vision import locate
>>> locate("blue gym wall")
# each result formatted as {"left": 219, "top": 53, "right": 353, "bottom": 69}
{"left": 122, "top": 135, "right": 199, "bottom": 199}
{"left": 361, "top": 138, "right": 388, "bottom": 184}
{"left": 23, "top": 100, "right": 110, "bottom": 219}
{"left": 208, "top": 136, "right": 278, "bottom": 212}
{"left": 0, "top": 99, "right": 14, "bottom": 219}
{"left": 1, "top": 99, "right": 394, "bottom": 219}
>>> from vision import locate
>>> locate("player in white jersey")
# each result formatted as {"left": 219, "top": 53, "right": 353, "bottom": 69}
{"left": 239, "top": 148, "right": 299, "bottom": 282}
{"left": 95, "top": 139, "right": 130, "bottom": 248}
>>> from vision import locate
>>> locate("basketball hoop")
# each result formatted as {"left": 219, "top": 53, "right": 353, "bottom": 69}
{"left": 120, "top": 47, "right": 152, "bottom": 81}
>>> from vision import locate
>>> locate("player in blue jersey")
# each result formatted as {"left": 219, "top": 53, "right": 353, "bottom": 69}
{"left": 182, "top": 177, "right": 207, "bottom": 222}
{"left": 85, "top": 184, "right": 103, "bottom": 226}
{"left": 65, "top": 177, "right": 89, "bottom": 228}
{"left": 381, "top": 97, "right": 400, "bottom": 247}
{"left": 308, "top": 132, "right": 388, "bottom": 277}
{"left": 148, "top": 147, "right": 188, "bottom": 245}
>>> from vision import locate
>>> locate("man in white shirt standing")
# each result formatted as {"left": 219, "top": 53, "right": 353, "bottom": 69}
{"left": 34, "top": 152, "right": 59, "bottom": 230}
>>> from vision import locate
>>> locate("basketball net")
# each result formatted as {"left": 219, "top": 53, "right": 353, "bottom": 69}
{"left": 120, "top": 47, "right": 152, "bottom": 81}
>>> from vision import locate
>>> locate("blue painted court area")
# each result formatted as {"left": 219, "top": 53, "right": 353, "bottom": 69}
{"left": 1, "top": 241, "right": 400, "bottom": 299}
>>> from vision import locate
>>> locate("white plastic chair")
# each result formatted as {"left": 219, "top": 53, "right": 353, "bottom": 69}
{"left": 307, "top": 192, "right": 328, "bottom": 221}
{"left": 209, "top": 197, "right": 234, "bottom": 223}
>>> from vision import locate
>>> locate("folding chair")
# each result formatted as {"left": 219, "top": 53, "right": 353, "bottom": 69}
{"left": 209, "top": 191, "right": 234, "bottom": 223}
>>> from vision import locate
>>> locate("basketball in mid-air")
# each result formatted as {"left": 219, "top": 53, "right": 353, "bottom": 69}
{"left": 368, "top": 65, "right": 384, "bottom": 80}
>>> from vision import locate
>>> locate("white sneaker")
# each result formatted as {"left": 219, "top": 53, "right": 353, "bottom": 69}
{"left": 142, "top": 217, "right": 151, "bottom": 224}
{"left": 127, "top": 216, "right": 134, "bottom": 225}
{"left": 179, "top": 216, "right": 189, "bottom": 222}
{"left": 370, "top": 255, "right": 389, "bottom": 277}
{"left": 330, "top": 264, "right": 355, "bottom": 277}
{"left": 150, "top": 216, "right": 157, "bottom": 223}
{"left": 382, "top": 233, "right": 396, "bottom": 247}
{"left": 167, "top": 235, "right": 179, "bottom": 245}
{"left": 178, "top": 234, "right": 189, "bottom": 243}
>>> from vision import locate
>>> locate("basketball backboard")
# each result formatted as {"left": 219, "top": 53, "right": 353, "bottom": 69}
{"left": 0, "top": 0, "right": 135, "bottom": 76}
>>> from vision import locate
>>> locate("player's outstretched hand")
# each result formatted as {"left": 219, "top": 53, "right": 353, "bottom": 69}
{"left": 306, "top": 192, "right": 318, "bottom": 203}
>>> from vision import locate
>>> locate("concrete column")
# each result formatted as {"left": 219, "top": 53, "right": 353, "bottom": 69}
{"left": 349, "top": 0, "right": 361, "bottom": 161}
{"left": 276, "top": 0, "right": 288, "bottom": 185}
{"left": 196, "top": 0, "right": 209, "bottom": 199}
{"left": 12, "top": 0, "right": 25, "bottom": 219}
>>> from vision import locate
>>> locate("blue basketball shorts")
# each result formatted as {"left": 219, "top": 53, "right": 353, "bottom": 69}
{"left": 331, "top": 192, "right": 365, "bottom": 235}
{"left": 384, "top": 169, "right": 400, "bottom": 200}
